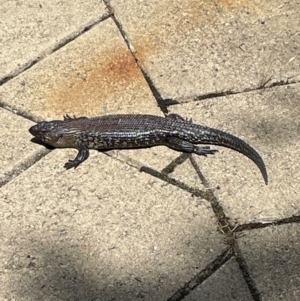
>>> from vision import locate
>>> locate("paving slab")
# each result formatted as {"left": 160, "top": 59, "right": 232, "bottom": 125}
{"left": 0, "top": 0, "right": 106, "bottom": 80}
{"left": 183, "top": 258, "right": 253, "bottom": 301}
{"left": 0, "top": 108, "right": 39, "bottom": 186}
{"left": 0, "top": 18, "right": 158, "bottom": 119}
{"left": 113, "top": 0, "right": 300, "bottom": 99}
{"left": 169, "top": 83, "right": 300, "bottom": 223}
{"left": 0, "top": 152, "right": 226, "bottom": 301}
{"left": 239, "top": 223, "right": 300, "bottom": 301}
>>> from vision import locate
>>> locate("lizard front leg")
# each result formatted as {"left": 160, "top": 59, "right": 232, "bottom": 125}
{"left": 64, "top": 147, "right": 89, "bottom": 169}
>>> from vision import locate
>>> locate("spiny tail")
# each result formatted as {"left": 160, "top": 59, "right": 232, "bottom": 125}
{"left": 186, "top": 124, "right": 268, "bottom": 184}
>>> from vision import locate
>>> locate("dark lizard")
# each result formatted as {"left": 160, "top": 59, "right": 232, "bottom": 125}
{"left": 29, "top": 113, "right": 268, "bottom": 184}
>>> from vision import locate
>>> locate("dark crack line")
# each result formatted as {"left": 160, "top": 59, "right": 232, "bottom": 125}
{"left": 0, "top": 12, "right": 111, "bottom": 87}
{"left": 140, "top": 166, "right": 208, "bottom": 199}
{"left": 187, "top": 79, "right": 300, "bottom": 104}
{"left": 160, "top": 153, "right": 190, "bottom": 175}
{"left": 188, "top": 155, "right": 211, "bottom": 188}
{"left": 235, "top": 215, "right": 300, "bottom": 232}
{"left": 193, "top": 89, "right": 238, "bottom": 101}
{"left": 0, "top": 149, "right": 50, "bottom": 188}
{"left": 167, "top": 249, "right": 233, "bottom": 301}
{"left": 105, "top": 1, "right": 172, "bottom": 115}
{"left": 51, "top": 13, "right": 111, "bottom": 53}
{"left": 234, "top": 243, "right": 262, "bottom": 301}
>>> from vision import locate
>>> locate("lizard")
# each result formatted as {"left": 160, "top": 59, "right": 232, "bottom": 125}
{"left": 29, "top": 113, "right": 268, "bottom": 184}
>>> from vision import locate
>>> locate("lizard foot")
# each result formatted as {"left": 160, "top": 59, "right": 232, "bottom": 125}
{"left": 64, "top": 159, "right": 81, "bottom": 169}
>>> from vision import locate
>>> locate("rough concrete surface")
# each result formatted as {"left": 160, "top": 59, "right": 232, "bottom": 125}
{"left": 0, "top": 0, "right": 299, "bottom": 300}
{"left": 0, "top": 0, "right": 106, "bottom": 81}
{"left": 0, "top": 153, "right": 226, "bottom": 301}
{"left": 239, "top": 224, "right": 300, "bottom": 301}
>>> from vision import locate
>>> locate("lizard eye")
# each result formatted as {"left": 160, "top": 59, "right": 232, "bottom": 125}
{"left": 41, "top": 122, "right": 57, "bottom": 132}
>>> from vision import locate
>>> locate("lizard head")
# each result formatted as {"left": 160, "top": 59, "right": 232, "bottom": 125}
{"left": 29, "top": 120, "right": 77, "bottom": 148}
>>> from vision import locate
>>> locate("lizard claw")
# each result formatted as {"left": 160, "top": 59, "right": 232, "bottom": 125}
{"left": 64, "top": 160, "right": 80, "bottom": 169}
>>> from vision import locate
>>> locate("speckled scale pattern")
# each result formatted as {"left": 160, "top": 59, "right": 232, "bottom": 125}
{"left": 66, "top": 114, "right": 212, "bottom": 149}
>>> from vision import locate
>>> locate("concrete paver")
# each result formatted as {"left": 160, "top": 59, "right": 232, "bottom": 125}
{"left": 239, "top": 223, "right": 300, "bottom": 301}
{"left": 170, "top": 84, "right": 300, "bottom": 223}
{"left": 113, "top": 0, "right": 300, "bottom": 99}
{"left": 0, "top": 152, "right": 226, "bottom": 301}
{"left": 0, "top": 0, "right": 106, "bottom": 80}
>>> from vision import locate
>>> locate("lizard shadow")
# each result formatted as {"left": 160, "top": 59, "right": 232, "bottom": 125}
{"left": 30, "top": 137, "right": 55, "bottom": 150}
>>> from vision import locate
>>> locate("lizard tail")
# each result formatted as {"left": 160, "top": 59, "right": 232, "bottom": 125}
{"left": 188, "top": 126, "right": 268, "bottom": 184}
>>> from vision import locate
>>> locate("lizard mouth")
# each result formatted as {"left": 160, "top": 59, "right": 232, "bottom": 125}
{"left": 29, "top": 124, "right": 51, "bottom": 142}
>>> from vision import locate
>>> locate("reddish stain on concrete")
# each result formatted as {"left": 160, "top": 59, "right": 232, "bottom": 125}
{"left": 43, "top": 47, "right": 148, "bottom": 116}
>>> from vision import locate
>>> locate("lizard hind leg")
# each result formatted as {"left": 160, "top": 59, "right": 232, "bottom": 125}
{"left": 164, "top": 137, "right": 218, "bottom": 156}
